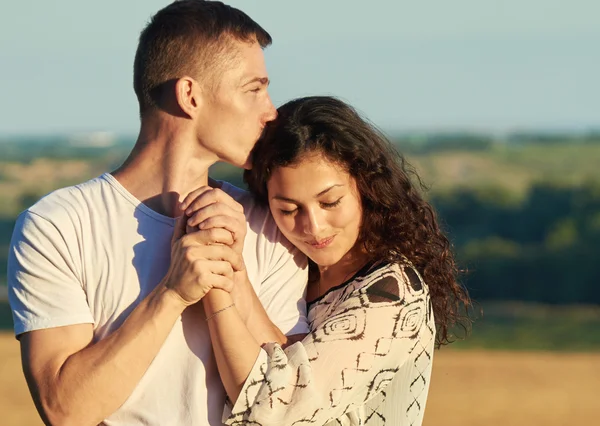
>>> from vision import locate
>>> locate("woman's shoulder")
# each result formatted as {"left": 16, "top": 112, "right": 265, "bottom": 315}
{"left": 308, "top": 259, "right": 428, "bottom": 312}
{"left": 351, "top": 260, "right": 429, "bottom": 304}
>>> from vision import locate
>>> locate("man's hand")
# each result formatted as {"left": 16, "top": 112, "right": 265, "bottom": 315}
{"left": 161, "top": 213, "right": 242, "bottom": 307}
{"left": 180, "top": 186, "right": 253, "bottom": 318}
{"left": 180, "top": 186, "right": 247, "bottom": 255}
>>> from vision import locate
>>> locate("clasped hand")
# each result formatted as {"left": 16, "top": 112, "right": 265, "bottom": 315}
{"left": 162, "top": 186, "right": 248, "bottom": 306}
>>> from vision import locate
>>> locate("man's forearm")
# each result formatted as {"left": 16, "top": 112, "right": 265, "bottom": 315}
{"left": 29, "top": 286, "right": 185, "bottom": 426}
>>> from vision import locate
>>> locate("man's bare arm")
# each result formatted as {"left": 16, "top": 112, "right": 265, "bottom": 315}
{"left": 21, "top": 286, "right": 184, "bottom": 426}
{"left": 19, "top": 219, "right": 240, "bottom": 426}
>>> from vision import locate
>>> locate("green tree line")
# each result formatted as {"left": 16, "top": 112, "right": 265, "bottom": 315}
{"left": 2, "top": 182, "right": 598, "bottom": 305}
{"left": 433, "top": 182, "right": 600, "bottom": 304}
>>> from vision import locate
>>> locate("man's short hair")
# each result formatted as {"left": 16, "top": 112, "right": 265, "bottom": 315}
{"left": 134, "top": 0, "right": 272, "bottom": 115}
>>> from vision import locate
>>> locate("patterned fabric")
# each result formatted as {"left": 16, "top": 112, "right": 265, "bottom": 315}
{"left": 223, "top": 262, "right": 436, "bottom": 426}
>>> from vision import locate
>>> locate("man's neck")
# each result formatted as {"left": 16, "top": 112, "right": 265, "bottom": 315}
{"left": 112, "top": 121, "right": 218, "bottom": 218}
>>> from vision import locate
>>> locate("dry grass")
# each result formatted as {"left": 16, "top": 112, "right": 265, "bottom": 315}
{"left": 0, "top": 333, "right": 42, "bottom": 426}
{"left": 0, "top": 332, "right": 598, "bottom": 426}
{"left": 411, "top": 152, "right": 536, "bottom": 196}
{"left": 0, "top": 159, "right": 102, "bottom": 217}
{"left": 423, "top": 349, "right": 600, "bottom": 426}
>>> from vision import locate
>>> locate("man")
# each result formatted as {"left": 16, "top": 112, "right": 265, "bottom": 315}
{"left": 7, "top": 1, "right": 307, "bottom": 425}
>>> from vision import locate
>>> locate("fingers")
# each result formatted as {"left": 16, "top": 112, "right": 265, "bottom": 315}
{"left": 187, "top": 203, "right": 245, "bottom": 228}
{"left": 184, "top": 194, "right": 247, "bottom": 252}
{"left": 185, "top": 228, "right": 234, "bottom": 246}
{"left": 190, "top": 258, "right": 235, "bottom": 293}
{"left": 180, "top": 186, "right": 213, "bottom": 212}
{"left": 208, "top": 274, "right": 235, "bottom": 293}
{"left": 193, "top": 216, "right": 245, "bottom": 252}
{"left": 201, "top": 244, "right": 245, "bottom": 272}
{"left": 202, "top": 259, "right": 234, "bottom": 279}
{"left": 180, "top": 236, "right": 245, "bottom": 272}
{"left": 182, "top": 187, "right": 244, "bottom": 216}
{"left": 188, "top": 213, "right": 245, "bottom": 239}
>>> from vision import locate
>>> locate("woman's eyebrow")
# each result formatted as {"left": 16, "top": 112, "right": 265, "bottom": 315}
{"left": 315, "top": 184, "right": 343, "bottom": 197}
{"left": 272, "top": 184, "right": 344, "bottom": 203}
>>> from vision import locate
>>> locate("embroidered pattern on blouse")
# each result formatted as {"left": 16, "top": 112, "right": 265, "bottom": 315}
{"left": 225, "top": 262, "right": 435, "bottom": 426}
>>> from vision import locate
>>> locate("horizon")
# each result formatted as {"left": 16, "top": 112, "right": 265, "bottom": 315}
{"left": 2, "top": 127, "right": 600, "bottom": 144}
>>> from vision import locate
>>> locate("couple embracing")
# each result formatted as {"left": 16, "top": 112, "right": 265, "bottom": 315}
{"left": 8, "top": 1, "right": 470, "bottom": 425}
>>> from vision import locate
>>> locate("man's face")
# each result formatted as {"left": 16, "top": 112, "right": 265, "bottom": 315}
{"left": 195, "top": 40, "right": 277, "bottom": 169}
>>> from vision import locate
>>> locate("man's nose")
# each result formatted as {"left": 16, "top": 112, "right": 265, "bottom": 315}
{"left": 263, "top": 96, "right": 278, "bottom": 123}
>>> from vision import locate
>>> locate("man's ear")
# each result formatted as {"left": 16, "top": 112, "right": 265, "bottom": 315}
{"left": 174, "top": 76, "right": 203, "bottom": 118}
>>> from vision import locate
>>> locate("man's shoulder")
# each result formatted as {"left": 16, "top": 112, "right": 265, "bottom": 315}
{"left": 218, "top": 180, "right": 272, "bottom": 227}
{"left": 25, "top": 174, "right": 109, "bottom": 224}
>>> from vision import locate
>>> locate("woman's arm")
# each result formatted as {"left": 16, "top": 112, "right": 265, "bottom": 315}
{"left": 184, "top": 187, "right": 308, "bottom": 348}
{"left": 202, "top": 289, "right": 264, "bottom": 402}
{"left": 207, "top": 263, "right": 434, "bottom": 426}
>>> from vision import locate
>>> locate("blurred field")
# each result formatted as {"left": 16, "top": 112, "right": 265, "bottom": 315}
{"left": 423, "top": 350, "right": 600, "bottom": 426}
{"left": 1, "top": 139, "right": 599, "bottom": 424}
{"left": 0, "top": 333, "right": 42, "bottom": 426}
{"left": 410, "top": 143, "right": 600, "bottom": 197}
{"left": 0, "top": 332, "right": 598, "bottom": 426}
{"left": 2, "top": 142, "right": 600, "bottom": 216}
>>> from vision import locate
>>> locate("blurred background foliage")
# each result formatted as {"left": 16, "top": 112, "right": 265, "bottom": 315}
{"left": 1, "top": 132, "right": 599, "bottom": 350}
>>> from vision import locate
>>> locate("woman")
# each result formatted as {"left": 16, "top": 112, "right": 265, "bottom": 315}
{"left": 198, "top": 96, "right": 471, "bottom": 425}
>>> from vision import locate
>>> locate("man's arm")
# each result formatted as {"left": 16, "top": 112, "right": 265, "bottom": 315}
{"left": 21, "top": 286, "right": 184, "bottom": 426}
{"left": 11, "top": 213, "right": 239, "bottom": 425}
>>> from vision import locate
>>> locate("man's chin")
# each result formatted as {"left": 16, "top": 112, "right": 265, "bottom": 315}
{"left": 219, "top": 153, "right": 252, "bottom": 170}
{"left": 241, "top": 154, "right": 253, "bottom": 170}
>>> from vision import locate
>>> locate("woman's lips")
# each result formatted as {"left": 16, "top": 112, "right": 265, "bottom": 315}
{"left": 306, "top": 235, "right": 335, "bottom": 249}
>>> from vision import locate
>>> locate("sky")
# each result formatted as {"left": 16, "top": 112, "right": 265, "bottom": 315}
{"left": 1, "top": 0, "right": 599, "bottom": 136}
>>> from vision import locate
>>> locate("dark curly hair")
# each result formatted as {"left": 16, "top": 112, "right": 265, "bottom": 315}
{"left": 244, "top": 96, "right": 471, "bottom": 347}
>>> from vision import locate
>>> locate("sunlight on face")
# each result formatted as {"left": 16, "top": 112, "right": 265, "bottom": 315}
{"left": 267, "top": 152, "right": 363, "bottom": 268}
{"left": 195, "top": 41, "right": 277, "bottom": 169}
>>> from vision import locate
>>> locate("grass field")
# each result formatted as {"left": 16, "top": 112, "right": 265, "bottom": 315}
{"left": 2, "top": 142, "right": 600, "bottom": 217}
{"left": 1, "top": 141, "right": 599, "bottom": 424}
{"left": 409, "top": 143, "right": 600, "bottom": 197}
{"left": 1, "top": 332, "right": 597, "bottom": 426}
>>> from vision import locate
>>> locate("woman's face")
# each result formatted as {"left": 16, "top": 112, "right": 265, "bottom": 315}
{"left": 267, "top": 152, "right": 363, "bottom": 268}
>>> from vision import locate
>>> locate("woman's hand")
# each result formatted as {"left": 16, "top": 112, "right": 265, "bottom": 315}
{"left": 180, "top": 186, "right": 247, "bottom": 258}
{"left": 180, "top": 186, "right": 252, "bottom": 318}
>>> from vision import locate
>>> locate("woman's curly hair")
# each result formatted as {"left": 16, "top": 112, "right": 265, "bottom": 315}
{"left": 244, "top": 96, "right": 471, "bottom": 347}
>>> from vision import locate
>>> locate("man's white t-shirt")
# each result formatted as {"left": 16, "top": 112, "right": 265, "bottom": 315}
{"left": 8, "top": 173, "right": 308, "bottom": 425}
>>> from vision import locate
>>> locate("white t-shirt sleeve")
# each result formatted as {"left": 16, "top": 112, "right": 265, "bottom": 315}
{"left": 8, "top": 210, "right": 94, "bottom": 337}
{"left": 256, "top": 226, "right": 309, "bottom": 336}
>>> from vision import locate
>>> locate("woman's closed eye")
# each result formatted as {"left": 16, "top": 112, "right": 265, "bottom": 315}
{"left": 320, "top": 197, "right": 343, "bottom": 209}
{"left": 279, "top": 208, "right": 297, "bottom": 216}
{"left": 279, "top": 198, "right": 343, "bottom": 216}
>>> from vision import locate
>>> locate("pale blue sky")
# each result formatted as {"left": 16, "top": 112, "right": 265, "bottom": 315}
{"left": 1, "top": 0, "right": 598, "bottom": 135}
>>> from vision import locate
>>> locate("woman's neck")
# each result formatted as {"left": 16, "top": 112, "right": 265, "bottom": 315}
{"left": 315, "top": 246, "right": 370, "bottom": 297}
